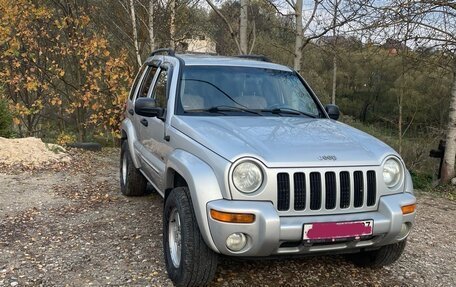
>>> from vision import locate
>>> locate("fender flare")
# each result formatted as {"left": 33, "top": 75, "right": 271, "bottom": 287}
{"left": 166, "top": 149, "right": 223, "bottom": 252}
{"left": 121, "top": 118, "right": 141, "bottom": 169}
{"left": 404, "top": 169, "right": 414, "bottom": 194}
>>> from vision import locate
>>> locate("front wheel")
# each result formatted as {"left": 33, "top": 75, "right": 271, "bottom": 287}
{"left": 163, "top": 187, "right": 218, "bottom": 286}
{"left": 347, "top": 240, "right": 407, "bottom": 268}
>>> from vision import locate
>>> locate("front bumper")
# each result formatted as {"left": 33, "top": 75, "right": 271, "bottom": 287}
{"left": 206, "top": 193, "right": 416, "bottom": 256}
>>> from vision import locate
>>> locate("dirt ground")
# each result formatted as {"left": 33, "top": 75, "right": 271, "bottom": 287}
{"left": 0, "top": 149, "right": 455, "bottom": 287}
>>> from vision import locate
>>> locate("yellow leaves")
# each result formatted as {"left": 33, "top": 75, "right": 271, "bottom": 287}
{"left": 26, "top": 77, "right": 39, "bottom": 92}
{"left": 50, "top": 97, "right": 62, "bottom": 106}
{"left": 0, "top": 3, "right": 135, "bottom": 137}
{"left": 91, "top": 103, "right": 99, "bottom": 110}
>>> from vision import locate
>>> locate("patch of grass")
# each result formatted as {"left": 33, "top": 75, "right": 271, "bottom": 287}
{"left": 340, "top": 115, "right": 441, "bottom": 176}
{"left": 45, "top": 143, "right": 66, "bottom": 154}
{"left": 410, "top": 171, "right": 433, "bottom": 190}
{"left": 423, "top": 184, "right": 456, "bottom": 201}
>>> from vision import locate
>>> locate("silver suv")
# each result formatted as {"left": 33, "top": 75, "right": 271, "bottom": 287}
{"left": 120, "top": 49, "right": 416, "bottom": 286}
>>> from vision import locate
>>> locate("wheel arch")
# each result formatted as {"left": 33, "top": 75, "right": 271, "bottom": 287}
{"left": 121, "top": 118, "right": 141, "bottom": 168}
{"left": 165, "top": 149, "right": 223, "bottom": 252}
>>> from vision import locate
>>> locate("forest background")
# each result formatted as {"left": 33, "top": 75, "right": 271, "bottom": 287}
{"left": 0, "top": 0, "right": 455, "bottom": 189}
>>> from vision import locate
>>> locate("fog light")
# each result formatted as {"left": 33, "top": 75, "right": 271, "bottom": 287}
{"left": 397, "top": 222, "right": 411, "bottom": 241}
{"left": 226, "top": 232, "right": 247, "bottom": 251}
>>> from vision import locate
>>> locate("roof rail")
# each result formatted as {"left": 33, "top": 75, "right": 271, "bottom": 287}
{"left": 150, "top": 48, "right": 175, "bottom": 57}
{"left": 235, "top": 55, "right": 271, "bottom": 62}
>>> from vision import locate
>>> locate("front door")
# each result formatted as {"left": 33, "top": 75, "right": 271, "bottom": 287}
{"left": 137, "top": 65, "right": 172, "bottom": 192}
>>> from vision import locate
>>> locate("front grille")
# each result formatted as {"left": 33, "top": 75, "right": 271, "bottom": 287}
{"left": 276, "top": 170, "right": 377, "bottom": 212}
{"left": 277, "top": 173, "right": 290, "bottom": 211}
{"left": 310, "top": 172, "right": 322, "bottom": 210}
{"left": 294, "top": 173, "right": 306, "bottom": 210}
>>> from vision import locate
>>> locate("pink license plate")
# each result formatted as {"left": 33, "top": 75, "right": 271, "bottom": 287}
{"left": 303, "top": 220, "right": 373, "bottom": 241}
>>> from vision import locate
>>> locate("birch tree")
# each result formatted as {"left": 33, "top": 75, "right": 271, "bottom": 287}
{"left": 169, "top": 0, "right": 176, "bottom": 49}
{"left": 270, "top": 0, "right": 368, "bottom": 73}
{"left": 206, "top": 0, "right": 255, "bottom": 54}
{"left": 149, "top": 0, "right": 156, "bottom": 51}
{"left": 129, "top": 0, "right": 142, "bottom": 66}
{"left": 331, "top": 0, "right": 339, "bottom": 104}
{"left": 365, "top": 0, "right": 455, "bottom": 183}
{"left": 240, "top": 0, "right": 249, "bottom": 54}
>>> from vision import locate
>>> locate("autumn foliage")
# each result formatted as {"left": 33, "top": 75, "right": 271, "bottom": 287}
{"left": 0, "top": 0, "right": 133, "bottom": 140}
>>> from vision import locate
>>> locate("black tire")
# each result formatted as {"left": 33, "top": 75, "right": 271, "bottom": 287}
{"left": 120, "top": 140, "right": 147, "bottom": 196}
{"left": 347, "top": 240, "right": 407, "bottom": 268}
{"left": 163, "top": 187, "right": 218, "bottom": 286}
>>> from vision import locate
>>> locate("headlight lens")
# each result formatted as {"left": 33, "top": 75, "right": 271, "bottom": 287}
{"left": 383, "top": 158, "right": 402, "bottom": 188}
{"left": 232, "top": 161, "right": 263, "bottom": 193}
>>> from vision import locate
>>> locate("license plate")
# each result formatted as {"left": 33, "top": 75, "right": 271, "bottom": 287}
{"left": 303, "top": 220, "right": 373, "bottom": 241}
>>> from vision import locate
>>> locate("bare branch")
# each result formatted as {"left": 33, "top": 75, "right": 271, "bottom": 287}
{"left": 205, "top": 0, "right": 243, "bottom": 54}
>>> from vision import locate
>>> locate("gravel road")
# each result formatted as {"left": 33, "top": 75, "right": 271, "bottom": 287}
{"left": 0, "top": 149, "right": 455, "bottom": 287}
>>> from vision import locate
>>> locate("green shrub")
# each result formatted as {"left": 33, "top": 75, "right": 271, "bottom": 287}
{"left": 410, "top": 171, "right": 433, "bottom": 190}
{"left": 0, "top": 98, "right": 13, "bottom": 138}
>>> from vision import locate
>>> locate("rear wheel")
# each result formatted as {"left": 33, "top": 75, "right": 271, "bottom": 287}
{"left": 163, "top": 187, "right": 218, "bottom": 286}
{"left": 347, "top": 240, "right": 407, "bottom": 268}
{"left": 120, "top": 140, "right": 147, "bottom": 196}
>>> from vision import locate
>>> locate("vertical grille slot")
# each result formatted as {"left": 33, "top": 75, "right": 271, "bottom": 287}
{"left": 310, "top": 172, "right": 322, "bottom": 210}
{"left": 293, "top": 173, "right": 306, "bottom": 210}
{"left": 353, "top": 171, "right": 364, "bottom": 208}
{"left": 367, "top": 170, "right": 376, "bottom": 206}
{"left": 339, "top": 171, "right": 350, "bottom": 208}
{"left": 277, "top": 173, "right": 290, "bottom": 211}
{"left": 325, "top": 172, "right": 336, "bottom": 209}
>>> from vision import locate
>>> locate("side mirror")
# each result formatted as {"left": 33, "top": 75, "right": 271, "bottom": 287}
{"left": 135, "top": 98, "right": 165, "bottom": 118}
{"left": 325, "top": 104, "right": 340, "bottom": 120}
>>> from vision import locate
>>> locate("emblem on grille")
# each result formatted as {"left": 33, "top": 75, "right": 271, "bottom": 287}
{"left": 318, "top": 155, "right": 337, "bottom": 161}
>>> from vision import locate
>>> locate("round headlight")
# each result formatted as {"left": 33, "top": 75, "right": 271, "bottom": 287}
{"left": 383, "top": 158, "right": 402, "bottom": 188}
{"left": 232, "top": 161, "right": 263, "bottom": 193}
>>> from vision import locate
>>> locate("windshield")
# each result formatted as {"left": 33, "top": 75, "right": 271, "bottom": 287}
{"left": 178, "top": 66, "right": 322, "bottom": 117}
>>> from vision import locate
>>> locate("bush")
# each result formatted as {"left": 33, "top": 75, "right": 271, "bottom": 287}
{"left": 0, "top": 98, "right": 13, "bottom": 138}
{"left": 56, "top": 131, "right": 77, "bottom": 146}
{"left": 410, "top": 171, "right": 433, "bottom": 190}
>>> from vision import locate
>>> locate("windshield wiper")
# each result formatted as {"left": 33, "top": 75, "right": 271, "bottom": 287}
{"left": 187, "top": 105, "right": 263, "bottom": 115}
{"left": 261, "top": 107, "right": 317, "bottom": 118}
{"left": 183, "top": 79, "right": 249, "bottom": 109}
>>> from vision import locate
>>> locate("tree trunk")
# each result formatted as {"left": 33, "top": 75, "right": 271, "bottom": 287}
{"left": 331, "top": 0, "right": 338, "bottom": 105}
{"left": 169, "top": 0, "right": 176, "bottom": 49}
{"left": 294, "top": 0, "right": 303, "bottom": 73}
{"left": 440, "top": 71, "right": 456, "bottom": 184}
{"left": 206, "top": 0, "right": 243, "bottom": 53}
{"left": 129, "top": 0, "right": 142, "bottom": 66}
{"left": 240, "top": 0, "right": 248, "bottom": 54}
{"left": 332, "top": 55, "right": 337, "bottom": 104}
{"left": 148, "top": 0, "right": 155, "bottom": 51}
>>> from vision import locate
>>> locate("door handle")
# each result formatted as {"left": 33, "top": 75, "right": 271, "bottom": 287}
{"left": 128, "top": 109, "right": 134, "bottom": 115}
{"left": 140, "top": 118, "right": 148, "bottom": 127}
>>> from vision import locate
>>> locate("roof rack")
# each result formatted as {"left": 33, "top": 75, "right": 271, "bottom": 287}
{"left": 150, "top": 48, "right": 175, "bottom": 57}
{"left": 235, "top": 55, "right": 271, "bottom": 62}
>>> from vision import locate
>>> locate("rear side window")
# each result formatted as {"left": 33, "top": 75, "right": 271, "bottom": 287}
{"left": 129, "top": 65, "right": 146, "bottom": 100}
{"left": 137, "top": 66, "right": 158, "bottom": 99}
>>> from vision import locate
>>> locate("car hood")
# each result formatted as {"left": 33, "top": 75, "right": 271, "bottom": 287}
{"left": 171, "top": 116, "right": 398, "bottom": 167}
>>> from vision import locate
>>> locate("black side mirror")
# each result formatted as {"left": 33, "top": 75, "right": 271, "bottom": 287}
{"left": 135, "top": 98, "right": 165, "bottom": 118}
{"left": 325, "top": 104, "right": 340, "bottom": 120}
